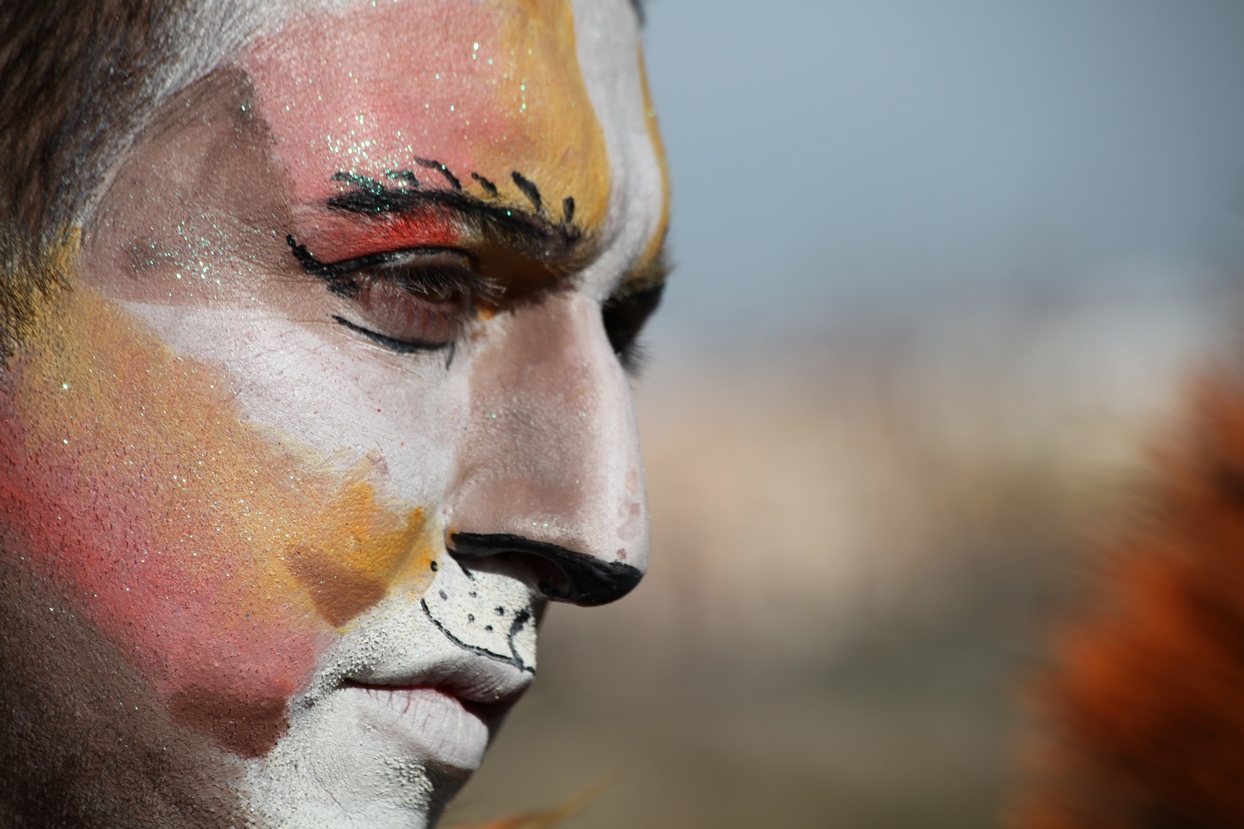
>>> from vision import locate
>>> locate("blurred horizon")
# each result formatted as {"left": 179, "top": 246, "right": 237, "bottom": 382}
{"left": 640, "top": 0, "right": 1244, "bottom": 345}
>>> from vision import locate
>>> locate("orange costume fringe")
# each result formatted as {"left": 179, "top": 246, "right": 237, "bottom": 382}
{"left": 1015, "top": 379, "right": 1244, "bottom": 828}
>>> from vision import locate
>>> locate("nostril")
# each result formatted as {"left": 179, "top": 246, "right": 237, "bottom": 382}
{"left": 448, "top": 533, "right": 643, "bottom": 607}
{"left": 475, "top": 550, "right": 576, "bottom": 602}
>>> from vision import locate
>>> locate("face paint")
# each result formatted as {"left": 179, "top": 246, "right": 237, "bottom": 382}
{"left": 243, "top": 0, "right": 612, "bottom": 274}
{"left": 0, "top": 279, "right": 437, "bottom": 756}
{"left": 0, "top": 0, "right": 668, "bottom": 824}
{"left": 633, "top": 47, "right": 671, "bottom": 283}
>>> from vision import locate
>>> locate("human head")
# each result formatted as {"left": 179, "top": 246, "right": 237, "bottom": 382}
{"left": 0, "top": 0, "right": 668, "bottom": 825}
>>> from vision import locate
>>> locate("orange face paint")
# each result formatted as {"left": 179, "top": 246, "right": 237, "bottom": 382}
{"left": 0, "top": 0, "right": 668, "bottom": 777}
{"left": 0, "top": 281, "right": 438, "bottom": 755}
{"left": 245, "top": 0, "right": 612, "bottom": 270}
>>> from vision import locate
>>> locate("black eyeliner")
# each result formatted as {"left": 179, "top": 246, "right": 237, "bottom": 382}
{"left": 331, "top": 315, "right": 451, "bottom": 354}
{"left": 288, "top": 235, "right": 464, "bottom": 280}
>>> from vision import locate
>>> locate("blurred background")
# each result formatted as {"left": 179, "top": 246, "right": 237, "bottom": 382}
{"left": 446, "top": 1, "right": 1244, "bottom": 826}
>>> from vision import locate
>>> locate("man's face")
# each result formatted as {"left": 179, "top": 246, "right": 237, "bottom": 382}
{"left": 0, "top": 0, "right": 667, "bottom": 824}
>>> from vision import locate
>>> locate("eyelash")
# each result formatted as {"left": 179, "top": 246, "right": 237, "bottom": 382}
{"left": 312, "top": 248, "right": 488, "bottom": 353}
{"left": 286, "top": 237, "right": 666, "bottom": 369}
{"left": 602, "top": 282, "right": 665, "bottom": 376}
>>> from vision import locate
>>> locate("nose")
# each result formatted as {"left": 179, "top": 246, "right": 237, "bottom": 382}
{"left": 446, "top": 292, "right": 648, "bottom": 607}
{"left": 448, "top": 532, "right": 641, "bottom": 607}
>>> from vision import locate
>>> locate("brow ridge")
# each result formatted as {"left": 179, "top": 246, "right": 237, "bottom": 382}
{"left": 326, "top": 171, "right": 584, "bottom": 267}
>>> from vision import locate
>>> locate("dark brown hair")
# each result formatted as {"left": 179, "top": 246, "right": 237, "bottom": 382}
{"left": 0, "top": 0, "right": 191, "bottom": 239}
{"left": 0, "top": 0, "right": 192, "bottom": 356}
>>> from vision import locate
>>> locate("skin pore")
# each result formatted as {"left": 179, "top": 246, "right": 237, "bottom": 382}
{"left": 0, "top": 0, "right": 667, "bottom": 826}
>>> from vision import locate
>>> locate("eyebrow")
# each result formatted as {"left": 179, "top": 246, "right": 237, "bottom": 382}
{"left": 324, "top": 170, "right": 586, "bottom": 270}
{"left": 316, "top": 169, "right": 670, "bottom": 300}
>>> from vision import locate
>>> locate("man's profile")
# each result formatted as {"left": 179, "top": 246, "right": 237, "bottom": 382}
{"left": 0, "top": 0, "right": 669, "bottom": 826}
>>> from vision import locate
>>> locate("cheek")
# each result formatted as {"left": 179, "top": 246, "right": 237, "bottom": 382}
{"left": 124, "top": 300, "right": 466, "bottom": 512}
{"left": 0, "top": 289, "right": 438, "bottom": 757}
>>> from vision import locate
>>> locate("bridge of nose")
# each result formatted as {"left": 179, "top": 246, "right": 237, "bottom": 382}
{"left": 446, "top": 292, "right": 649, "bottom": 603}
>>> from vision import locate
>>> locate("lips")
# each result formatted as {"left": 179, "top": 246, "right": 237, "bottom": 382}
{"left": 347, "top": 685, "right": 491, "bottom": 771}
{"left": 338, "top": 645, "right": 533, "bottom": 772}
{"left": 263, "top": 556, "right": 541, "bottom": 800}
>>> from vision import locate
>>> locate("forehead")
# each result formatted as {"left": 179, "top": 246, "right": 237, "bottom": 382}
{"left": 232, "top": 0, "right": 663, "bottom": 291}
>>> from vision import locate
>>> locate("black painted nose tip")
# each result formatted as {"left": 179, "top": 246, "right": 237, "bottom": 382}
{"left": 448, "top": 533, "right": 643, "bottom": 607}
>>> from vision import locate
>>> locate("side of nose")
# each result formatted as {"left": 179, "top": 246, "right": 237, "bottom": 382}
{"left": 445, "top": 292, "right": 648, "bottom": 606}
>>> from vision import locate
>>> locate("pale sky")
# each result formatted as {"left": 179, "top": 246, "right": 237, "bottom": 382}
{"left": 641, "top": 0, "right": 1244, "bottom": 340}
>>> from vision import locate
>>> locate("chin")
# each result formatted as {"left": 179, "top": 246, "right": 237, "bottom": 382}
{"left": 243, "top": 690, "right": 476, "bottom": 829}
{"left": 242, "top": 560, "right": 537, "bottom": 828}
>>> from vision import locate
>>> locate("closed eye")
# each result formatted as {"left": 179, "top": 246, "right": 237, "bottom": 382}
{"left": 327, "top": 250, "right": 479, "bottom": 350}
{"left": 287, "top": 236, "right": 493, "bottom": 352}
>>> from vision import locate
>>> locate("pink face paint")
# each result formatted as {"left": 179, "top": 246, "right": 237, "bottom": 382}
{"left": 243, "top": 0, "right": 613, "bottom": 266}
{"left": 0, "top": 8, "right": 667, "bottom": 815}
{"left": 0, "top": 285, "right": 436, "bottom": 756}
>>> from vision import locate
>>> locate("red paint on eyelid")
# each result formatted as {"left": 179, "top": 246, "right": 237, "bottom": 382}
{"left": 294, "top": 211, "right": 461, "bottom": 264}
{"left": 242, "top": 0, "right": 613, "bottom": 249}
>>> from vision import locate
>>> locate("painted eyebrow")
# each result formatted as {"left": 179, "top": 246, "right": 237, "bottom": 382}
{"left": 326, "top": 170, "right": 585, "bottom": 269}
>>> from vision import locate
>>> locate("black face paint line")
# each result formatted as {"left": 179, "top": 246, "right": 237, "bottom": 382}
{"left": 471, "top": 172, "right": 499, "bottom": 197}
{"left": 510, "top": 170, "right": 542, "bottom": 214}
{"left": 320, "top": 170, "right": 583, "bottom": 266}
{"left": 414, "top": 158, "right": 462, "bottom": 191}
{"left": 449, "top": 533, "right": 643, "bottom": 607}
{"left": 420, "top": 599, "right": 536, "bottom": 674}
{"left": 331, "top": 314, "right": 454, "bottom": 355}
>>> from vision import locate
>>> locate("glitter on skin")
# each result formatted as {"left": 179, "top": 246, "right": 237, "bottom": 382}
{"left": 0, "top": 283, "right": 438, "bottom": 756}
{"left": 243, "top": 0, "right": 613, "bottom": 265}
{"left": 0, "top": 2, "right": 670, "bottom": 817}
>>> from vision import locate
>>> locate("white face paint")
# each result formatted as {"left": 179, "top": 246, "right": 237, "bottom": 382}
{"left": 246, "top": 561, "right": 540, "bottom": 827}
{"left": 0, "top": 0, "right": 669, "bottom": 825}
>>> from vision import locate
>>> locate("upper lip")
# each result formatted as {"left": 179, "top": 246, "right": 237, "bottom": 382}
{"left": 339, "top": 651, "right": 533, "bottom": 722}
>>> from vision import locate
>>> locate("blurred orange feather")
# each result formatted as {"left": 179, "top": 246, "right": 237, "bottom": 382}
{"left": 1013, "top": 376, "right": 1244, "bottom": 827}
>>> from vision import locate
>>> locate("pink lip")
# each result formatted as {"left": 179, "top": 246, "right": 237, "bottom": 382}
{"left": 337, "top": 653, "right": 533, "bottom": 770}
{"left": 343, "top": 678, "right": 526, "bottom": 726}
{"left": 345, "top": 684, "right": 490, "bottom": 770}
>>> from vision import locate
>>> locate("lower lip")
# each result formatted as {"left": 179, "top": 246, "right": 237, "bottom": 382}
{"left": 348, "top": 685, "right": 490, "bottom": 771}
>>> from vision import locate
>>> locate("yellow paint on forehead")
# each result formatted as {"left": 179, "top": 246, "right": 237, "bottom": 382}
{"left": 12, "top": 284, "right": 437, "bottom": 635}
{"left": 478, "top": 0, "right": 612, "bottom": 231}
{"left": 247, "top": 0, "right": 611, "bottom": 234}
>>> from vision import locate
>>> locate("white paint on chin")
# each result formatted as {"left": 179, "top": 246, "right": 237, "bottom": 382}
{"left": 242, "top": 557, "right": 537, "bottom": 829}
{"left": 243, "top": 689, "right": 470, "bottom": 829}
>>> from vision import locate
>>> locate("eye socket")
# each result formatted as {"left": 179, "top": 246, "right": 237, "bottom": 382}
{"left": 602, "top": 282, "right": 665, "bottom": 374}
{"left": 331, "top": 250, "right": 480, "bottom": 350}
